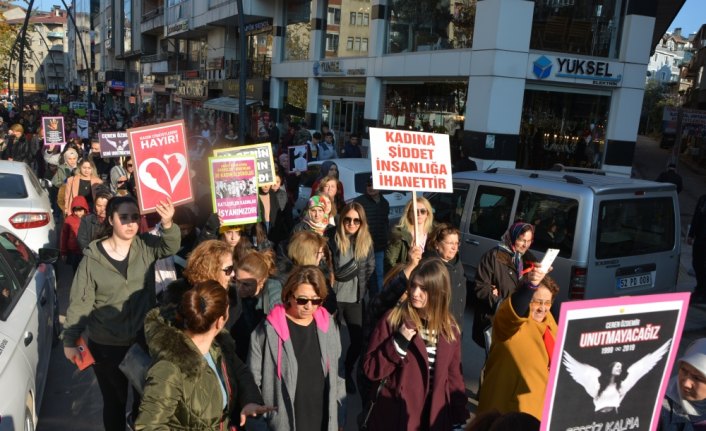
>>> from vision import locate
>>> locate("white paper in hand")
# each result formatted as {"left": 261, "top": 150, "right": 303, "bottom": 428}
{"left": 539, "top": 248, "right": 559, "bottom": 272}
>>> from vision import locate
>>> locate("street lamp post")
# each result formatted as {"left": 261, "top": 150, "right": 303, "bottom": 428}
{"left": 18, "top": 0, "right": 36, "bottom": 110}
{"left": 237, "top": 0, "right": 246, "bottom": 144}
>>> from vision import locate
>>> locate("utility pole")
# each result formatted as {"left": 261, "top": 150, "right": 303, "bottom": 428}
{"left": 18, "top": 0, "right": 36, "bottom": 111}
{"left": 237, "top": 0, "right": 246, "bottom": 144}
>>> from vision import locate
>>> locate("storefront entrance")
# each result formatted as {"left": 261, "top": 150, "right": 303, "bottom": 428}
{"left": 321, "top": 98, "right": 365, "bottom": 146}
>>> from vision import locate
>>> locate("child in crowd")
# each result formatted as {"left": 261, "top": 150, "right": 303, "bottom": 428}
{"left": 60, "top": 195, "right": 89, "bottom": 272}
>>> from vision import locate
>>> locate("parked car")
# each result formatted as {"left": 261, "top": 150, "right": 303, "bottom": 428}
{"left": 0, "top": 228, "right": 59, "bottom": 431}
{"left": 425, "top": 168, "right": 681, "bottom": 304}
{"left": 293, "top": 159, "right": 411, "bottom": 223}
{"left": 0, "top": 161, "right": 56, "bottom": 252}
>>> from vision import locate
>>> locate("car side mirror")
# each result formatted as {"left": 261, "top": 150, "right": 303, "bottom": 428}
{"left": 38, "top": 248, "right": 60, "bottom": 264}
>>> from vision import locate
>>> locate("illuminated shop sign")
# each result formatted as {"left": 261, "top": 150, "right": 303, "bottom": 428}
{"left": 529, "top": 55, "right": 623, "bottom": 87}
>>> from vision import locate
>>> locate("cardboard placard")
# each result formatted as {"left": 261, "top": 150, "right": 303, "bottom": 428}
{"left": 209, "top": 156, "right": 259, "bottom": 225}
{"left": 127, "top": 120, "right": 193, "bottom": 213}
{"left": 77, "top": 118, "right": 89, "bottom": 139}
{"left": 288, "top": 145, "right": 308, "bottom": 173}
{"left": 42, "top": 116, "right": 66, "bottom": 147}
{"left": 369, "top": 127, "right": 452, "bottom": 193}
{"left": 99, "top": 132, "right": 130, "bottom": 158}
{"left": 541, "top": 292, "right": 690, "bottom": 431}
{"left": 213, "top": 142, "right": 276, "bottom": 186}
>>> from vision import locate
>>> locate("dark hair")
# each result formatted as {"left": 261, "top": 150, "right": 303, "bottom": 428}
{"left": 96, "top": 195, "right": 139, "bottom": 239}
{"left": 597, "top": 361, "right": 625, "bottom": 398}
{"left": 281, "top": 265, "right": 328, "bottom": 304}
{"left": 175, "top": 280, "right": 228, "bottom": 334}
{"left": 173, "top": 206, "right": 196, "bottom": 226}
{"left": 313, "top": 131, "right": 322, "bottom": 140}
{"left": 428, "top": 222, "right": 461, "bottom": 250}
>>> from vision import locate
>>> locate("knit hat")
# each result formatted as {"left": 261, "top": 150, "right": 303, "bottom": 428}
{"left": 307, "top": 195, "right": 325, "bottom": 211}
{"left": 680, "top": 338, "right": 706, "bottom": 377}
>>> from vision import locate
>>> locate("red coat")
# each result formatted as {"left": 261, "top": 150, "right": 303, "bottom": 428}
{"left": 363, "top": 310, "right": 468, "bottom": 430}
{"left": 60, "top": 195, "right": 88, "bottom": 256}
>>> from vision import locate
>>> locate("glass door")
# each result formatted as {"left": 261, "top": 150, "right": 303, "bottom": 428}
{"left": 326, "top": 99, "right": 365, "bottom": 154}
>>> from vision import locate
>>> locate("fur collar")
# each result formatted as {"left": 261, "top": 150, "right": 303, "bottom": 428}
{"left": 144, "top": 308, "right": 209, "bottom": 379}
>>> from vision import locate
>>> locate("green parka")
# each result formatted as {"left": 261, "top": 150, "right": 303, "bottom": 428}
{"left": 135, "top": 309, "right": 232, "bottom": 431}
{"left": 62, "top": 224, "right": 180, "bottom": 347}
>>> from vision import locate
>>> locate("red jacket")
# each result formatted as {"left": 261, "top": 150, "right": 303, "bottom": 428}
{"left": 60, "top": 195, "right": 88, "bottom": 256}
{"left": 363, "top": 310, "right": 468, "bottom": 430}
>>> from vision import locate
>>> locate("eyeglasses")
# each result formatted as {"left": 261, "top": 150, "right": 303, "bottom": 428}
{"left": 221, "top": 265, "right": 234, "bottom": 276}
{"left": 530, "top": 299, "right": 552, "bottom": 307}
{"left": 343, "top": 217, "right": 361, "bottom": 226}
{"left": 416, "top": 208, "right": 428, "bottom": 215}
{"left": 442, "top": 241, "right": 460, "bottom": 247}
{"left": 515, "top": 238, "right": 532, "bottom": 245}
{"left": 118, "top": 213, "right": 140, "bottom": 223}
{"left": 294, "top": 297, "right": 323, "bottom": 306}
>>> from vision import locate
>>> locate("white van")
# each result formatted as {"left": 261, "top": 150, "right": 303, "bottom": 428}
{"left": 424, "top": 168, "right": 681, "bottom": 304}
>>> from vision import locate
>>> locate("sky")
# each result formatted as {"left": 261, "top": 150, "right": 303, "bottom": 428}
{"left": 669, "top": 0, "right": 706, "bottom": 36}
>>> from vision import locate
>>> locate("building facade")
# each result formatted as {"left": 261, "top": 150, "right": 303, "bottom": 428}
{"left": 4, "top": 5, "right": 69, "bottom": 96}
{"left": 112, "top": 0, "right": 684, "bottom": 174}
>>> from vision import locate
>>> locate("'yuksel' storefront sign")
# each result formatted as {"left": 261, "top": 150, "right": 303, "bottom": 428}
{"left": 529, "top": 54, "right": 624, "bottom": 87}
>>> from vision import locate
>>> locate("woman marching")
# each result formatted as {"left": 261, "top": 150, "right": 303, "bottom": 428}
{"left": 363, "top": 258, "right": 469, "bottom": 430}
{"left": 62, "top": 196, "right": 180, "bottom": 431}
{"left": 327, "top": 202, "right": 375, "bottom": 394}
{"left": 248, "top": 265, "right": 345, "bottom": 431}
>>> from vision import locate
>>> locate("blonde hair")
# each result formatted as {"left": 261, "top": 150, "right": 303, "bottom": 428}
{"left": 336, "top": 202, "right": 373, "bottom": 262}
{"left": 75, "top": 158, "right": 100, "bottom": 179}
{"left": 288, "top": 231, "right": 328, "bottom": 266}
{"left": 396, "top": 196, "right": 434, "bottom": 234}
{"left": 237, "top": 249, "right": 276, "bottom": 282}
{"left": 388, "top": 258, "right": 457, "bottom": 342}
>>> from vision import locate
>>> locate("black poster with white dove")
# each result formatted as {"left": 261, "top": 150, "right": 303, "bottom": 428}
{"left": 541, "top": 293, "right": 689, "bottom": 431}
{"left": 99, "top": 132, "right": 130, "bottom": 158}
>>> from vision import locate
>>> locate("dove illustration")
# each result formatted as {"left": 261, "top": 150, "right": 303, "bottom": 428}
{"left": 562, "top": 339, "right": 671, "bottom": 414}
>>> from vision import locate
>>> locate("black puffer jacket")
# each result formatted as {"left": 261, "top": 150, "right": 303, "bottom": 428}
{"left": 426, "top": 249, "right": 467, "bottom": 327}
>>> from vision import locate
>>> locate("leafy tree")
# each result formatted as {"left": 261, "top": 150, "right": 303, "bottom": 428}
{"left": 641, "top": 80, "right": 679, "bottom": 134}
{"left": 451, "top": 0, "right": 476, "bottom": 49}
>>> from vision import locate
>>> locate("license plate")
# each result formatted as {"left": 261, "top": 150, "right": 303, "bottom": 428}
{"left": 616, "top": 273, "right": 653, "bottom": 289}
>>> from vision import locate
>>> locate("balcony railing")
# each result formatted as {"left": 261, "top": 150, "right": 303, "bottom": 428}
{"left": 142, "top": 52, "right": 170, "bottom": 63}
{"left": 142, "top": 6, "right": 164, "bottom": 23}
{"left": 47, "top": 31, "right": 64, "bottom": 38}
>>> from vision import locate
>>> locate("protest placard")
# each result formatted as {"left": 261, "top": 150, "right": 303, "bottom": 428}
{"left": 369, "top": 128, "right": 452, "bottom": 193}
{"left": 127, "top": 120, "right": 193, "bottom": 213}
{"left": 213, "top": 142, "right": 276, "bottom": 186}
{"left": 99, "top": 132, "right": 130, "bottom": 158}
{"left": 42, "top": 116, "right": 66, "bottom": 147}
{"left": 77, "top": 118, "right": 89, "bottom": 139}
{"left": 89, "top": 109, "right": 100, "bottom": 124}
{"left": 541, "top": 292, "right": 690, "bottom": 431}
{"left": 209, "top": 156, "right": 259, "bottom": 225}
{"left": 288, "top": 145, "right": 308, "bottom": 173}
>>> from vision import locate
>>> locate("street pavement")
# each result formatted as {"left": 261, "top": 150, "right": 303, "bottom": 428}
{"left": 36, "top": 134, "right": 706, "bottom": 430}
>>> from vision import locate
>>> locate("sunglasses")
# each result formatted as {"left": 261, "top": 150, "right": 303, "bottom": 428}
{"left": 416, "top": 208, "right": 428, "bottom": 215}
{"left": 294, "top": 297, "right": 323, "bottom": 306}
{"left": 118, "top": 213, "right": 140, "bottom": 223}
{"left": 343, "top": 217, "right": 361, "bottom": 226}
{"left": 221, "top": 265, "right": 234, "bottom": 276}
{"left": 127, "top": 163, "right": 133, "bottom": 167}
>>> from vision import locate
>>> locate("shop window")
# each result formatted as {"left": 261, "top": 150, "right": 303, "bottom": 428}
{"left": 529, "top": 0, "right": 623, "bottom": 58}
{"left": 518, "top": 88, "right": 610, "bottom": 170}
{"left": 382, "top": 82, "right": 467, "bottom": 134}
{"left": 386, "top": 0, "right": 475, "bottom": 54}
{"left": 284, "top": 0, "right": 311, "bottom": 61}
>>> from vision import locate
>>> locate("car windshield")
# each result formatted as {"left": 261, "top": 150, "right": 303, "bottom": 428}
{"left": 0, "top": 173, "right": 28, "bottom": 199}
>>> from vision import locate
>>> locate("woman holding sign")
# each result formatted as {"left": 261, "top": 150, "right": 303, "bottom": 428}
{"left": 476, "top": 270, "right": 557, "bottom": 421}
{"left": 384, "top": 197, "right": 435, "bottom": 273}
{"left": 62, "top": 196, "right": 180, "bottom": 431}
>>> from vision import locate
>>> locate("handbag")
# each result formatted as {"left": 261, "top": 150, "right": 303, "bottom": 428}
{"left": 334, "top": 257, "right": 359, "bottom": 282}
{"left": 359, "top": 378, "right": 387, "bottom": 430}
{"left": 118, "top": 343, "right": 152, "bottom": 396}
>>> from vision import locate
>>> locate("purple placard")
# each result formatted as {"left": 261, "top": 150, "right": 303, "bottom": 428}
{"left": 209, "top": 156, "right": 259, "bottom": 225}
{"left": 99, "top": 132, "right": 130, "bottom": 158}
{"left": 42, "top": 116, "right": 66, "bottom": 147}
{"left": 541, "top": 292, "right": 690, "bottom": 431}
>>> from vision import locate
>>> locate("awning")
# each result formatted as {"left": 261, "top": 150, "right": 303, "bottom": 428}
{"left": 203, "top": 97, "right": 260, "bottom": 114}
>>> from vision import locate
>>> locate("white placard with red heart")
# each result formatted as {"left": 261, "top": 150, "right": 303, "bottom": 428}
{"left": 127, "top": 120, "right": 194, "bottom": 213}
